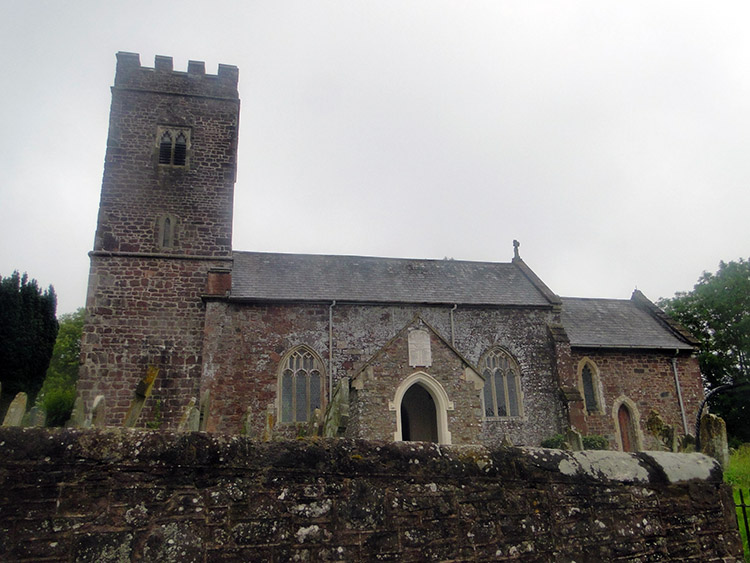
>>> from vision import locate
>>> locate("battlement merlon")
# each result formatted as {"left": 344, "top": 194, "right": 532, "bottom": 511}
{"left": 113, "top": 52, "right": 239, "bottom": 100}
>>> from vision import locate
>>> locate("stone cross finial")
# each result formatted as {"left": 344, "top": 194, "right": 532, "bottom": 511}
{"left": 513, "top": 239, "right": 520, "bottom": 260}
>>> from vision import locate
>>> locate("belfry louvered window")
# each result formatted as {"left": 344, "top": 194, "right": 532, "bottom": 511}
{"left": 481, "top": 348, "right": 523, "bottom": 418}
{"left": 156, "top": 127, "right": 190, "bottom": 166}
{"left": 279, "top": 347, "right": 324, "bottom": 423}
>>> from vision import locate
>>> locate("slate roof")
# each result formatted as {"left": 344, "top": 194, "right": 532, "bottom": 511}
{"left": 231, "top": 251, "right": 555, "bottom": 306}
{"left": 560, "top": 297, "right": 694, "bottom": 350}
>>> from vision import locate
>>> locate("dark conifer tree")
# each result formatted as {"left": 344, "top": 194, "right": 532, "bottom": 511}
{"left": 0, "top": 271, "right": 58, "bottom": 415}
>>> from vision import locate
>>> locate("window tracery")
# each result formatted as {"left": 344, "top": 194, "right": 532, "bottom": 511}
{"left": 156, "top": 126, "right": 190, "bottom": 166}
{"left": 480, "top": 348, "right": 523, "bottom": 418}
{"left": 279, "top": 347, "right": 324, "bottom": 423}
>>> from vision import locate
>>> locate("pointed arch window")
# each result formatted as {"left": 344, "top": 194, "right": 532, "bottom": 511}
{"left": 578, "top": 359, "right": 603, "bottom": 414}
{"left": 279, "top": 347, "right": 325, "bottom": 423}
{"left": 481, "top": 348, "right": 523, "bottom": 418}
{"left": 156, "top": 126, "right": 190, "bottom": 167}
{"left": 157, "top": 214, "right": 177, "bottom": 249}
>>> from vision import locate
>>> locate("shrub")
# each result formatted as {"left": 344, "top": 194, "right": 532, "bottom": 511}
{"left": 540, "top": 434, "right": 566, "bottom": 449}
{"left": 582, "top": 434, "right": 609, "bottom": 450}
{"left": 541, "top": 433, "right": 609, "bottom": 450}
{"left": 42, "top": 386, "right": 76, "bottom": 426}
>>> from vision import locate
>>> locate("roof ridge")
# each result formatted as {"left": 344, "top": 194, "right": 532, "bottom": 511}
{"left": 233, "top": 249, "right": 514, "bottom": 267}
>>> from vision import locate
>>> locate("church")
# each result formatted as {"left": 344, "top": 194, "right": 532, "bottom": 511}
{"left": 76, "top": 53, "right": 703, "bottom": 450}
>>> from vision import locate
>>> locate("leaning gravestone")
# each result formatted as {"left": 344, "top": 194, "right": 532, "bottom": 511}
{"left": 177, "top": 397, "right": 197, "bottom": 432}
{"left": 2, "top": 392, "right": 27, "bottom": 427}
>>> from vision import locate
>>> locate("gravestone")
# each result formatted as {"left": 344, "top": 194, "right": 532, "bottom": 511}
{"left": 186, "top": 406, "right": 200, "bottom": 432}
{"left": 241, "top": 406, "right": 253, "bottom": 436}
{"left": 261, "top": 404, "right": 275, "bottom": 442}
{"left": 323, "top": 378, "right": 350, "bottom": 438}
{"left": 123, "top": 365, "right": 159, "bottom": 427}
{"left": 177, "top": 397, "right": 197, "bottom": 432}
{"left": 27, "top": 406, "right": 46, "bottom": 427}
{"left": 699, "top": 412, "right": 729, "bottom": 468}
{"left": 566, "top": 427, "right": 584, "bottom": 451}
{"left": 2, "top": 393, "right": 27, "bottom": 426}
{"left": 91, "top": 395, "right": 106, "bottom": 427}
{"left": 67, "top": 396, "right": 86, "bottom": 428}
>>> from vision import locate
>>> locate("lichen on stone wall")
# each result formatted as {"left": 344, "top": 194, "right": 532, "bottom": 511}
{"left": 0, "top": 427, "right": 743, "bottom": 562}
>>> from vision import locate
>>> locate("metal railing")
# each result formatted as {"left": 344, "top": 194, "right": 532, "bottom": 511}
{"left": 737, "top": 489, "right": 750, "bottom": 559}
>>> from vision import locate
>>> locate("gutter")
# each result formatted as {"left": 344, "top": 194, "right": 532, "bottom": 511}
{"left": 672, "top": 351, "right": 689, "bottom": 435}
{"left": 329, "top": 300, "right": 336, "bottom": 402}
{"left": 450, "top": 304, "right": 458, "bottom": 347}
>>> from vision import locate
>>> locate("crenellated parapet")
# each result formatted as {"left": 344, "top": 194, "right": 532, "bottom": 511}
{"left": 114, "top": 51, "right": 238, "bottom": 99}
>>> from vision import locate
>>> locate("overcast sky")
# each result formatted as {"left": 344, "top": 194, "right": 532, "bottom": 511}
{"left": 1, "top": 2, "right": 748, "bottom": 315}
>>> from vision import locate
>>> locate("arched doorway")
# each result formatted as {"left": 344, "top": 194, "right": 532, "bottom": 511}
{"left": 400, "top": 384, "right": 438, "bottom": 442}
{"left": 391, "top": 372, "right": 453, "bottom": 444}
{"left": 618, "top": 403, "right": 637, "bottom": 452}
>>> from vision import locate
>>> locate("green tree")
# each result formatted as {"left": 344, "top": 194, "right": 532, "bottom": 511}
{"left": 0, "top": 271, "right": 58, "bottom": 417}
{"left": 659, "top": 259, "right": 750, "bottom": 444}
{"left": 38, "top": 308, "right": 84, "bottom": 426}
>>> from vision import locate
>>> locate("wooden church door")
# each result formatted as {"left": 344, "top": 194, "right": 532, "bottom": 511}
{"left": 618, "top": 404, "right": 637, "bottom": 452}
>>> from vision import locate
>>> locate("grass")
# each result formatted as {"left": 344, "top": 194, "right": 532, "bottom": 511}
{"left": 726, "top": 444, "right": 750, "bottom": 561}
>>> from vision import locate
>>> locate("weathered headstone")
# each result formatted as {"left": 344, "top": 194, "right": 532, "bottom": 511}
{"left": 2, "top": 392, "right": 27, "bottom": 427}
{"left": 261, "top": 404, "right": 275, "bottom": 442}
{"left": 699, "top": 412, "right": 729, "bottom": 468}
{"left": 67, "top": 396, "right": 86, "bottom": 428}
{"left": 305, "top": 408, "right": 322, "bottom": 437}
{"left": 186, "top": 406, "right": 200, "bottom": 432}
{"left": 323, "top": 378, "right": 349, "bottom": 438}
{"left": 566, "top": 427, "right": 583, "bottom": 451}
{"left": 123, "top": 365, "right": 159, "bottom": 427}
{"left": 27, "top": 406, "right": 46, "bottom": 427}
{"left": 177, "top": 397, "right": 197, "bottom": 432}
{"left": 240, "top": 406, "right": 253, "bottom": 436}
{"left": 646, "top": 409, "right": 677, "bottom": 452}
{"left": 91, "top": 395, "right": 106, "bottom": 427}
{"left": 500, "top": 433, "right": 514, "bottom": 447}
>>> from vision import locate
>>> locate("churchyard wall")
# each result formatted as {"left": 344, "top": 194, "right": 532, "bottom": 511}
{"left": 0, "top": 428, "right": 742, "bottom": 562}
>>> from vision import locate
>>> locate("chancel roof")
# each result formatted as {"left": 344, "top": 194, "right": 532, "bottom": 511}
{"left": 231, "top": 251, "right": 556, "bottom": 306}
{"left": 560, "top": 296, "right": 694, "bottom": 350}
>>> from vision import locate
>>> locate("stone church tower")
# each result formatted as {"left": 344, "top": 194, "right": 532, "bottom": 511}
{"left": 76, "top": 53, "right": 240, "bottom": 426}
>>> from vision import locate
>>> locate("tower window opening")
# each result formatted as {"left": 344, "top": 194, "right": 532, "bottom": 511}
{"left": 156, "top": 127, "right": 190, "bottom": 166}
{"left": 158, "top": 131, "right": 173, "bottom": 164}
{"left": 174, "top": 133, "right": 187, "bottom": 166}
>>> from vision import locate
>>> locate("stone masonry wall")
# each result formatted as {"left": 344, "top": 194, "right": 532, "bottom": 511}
{"left": 571, "top": 349, "right": 704, "bottom": 450}
{"left": 201, "top": 302, "right": 564, "bottom": 445}
{"left": 0, "top": 428, "right": 742, "bottom": 562}
{"left": 77, "top": 53, "right": 239, "bottom": 429}
{"left": 94, "top": 53, "right": 238, "bottom": 257}
{"left": 77, "top": 255, "right": 228, "bottom": 427}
